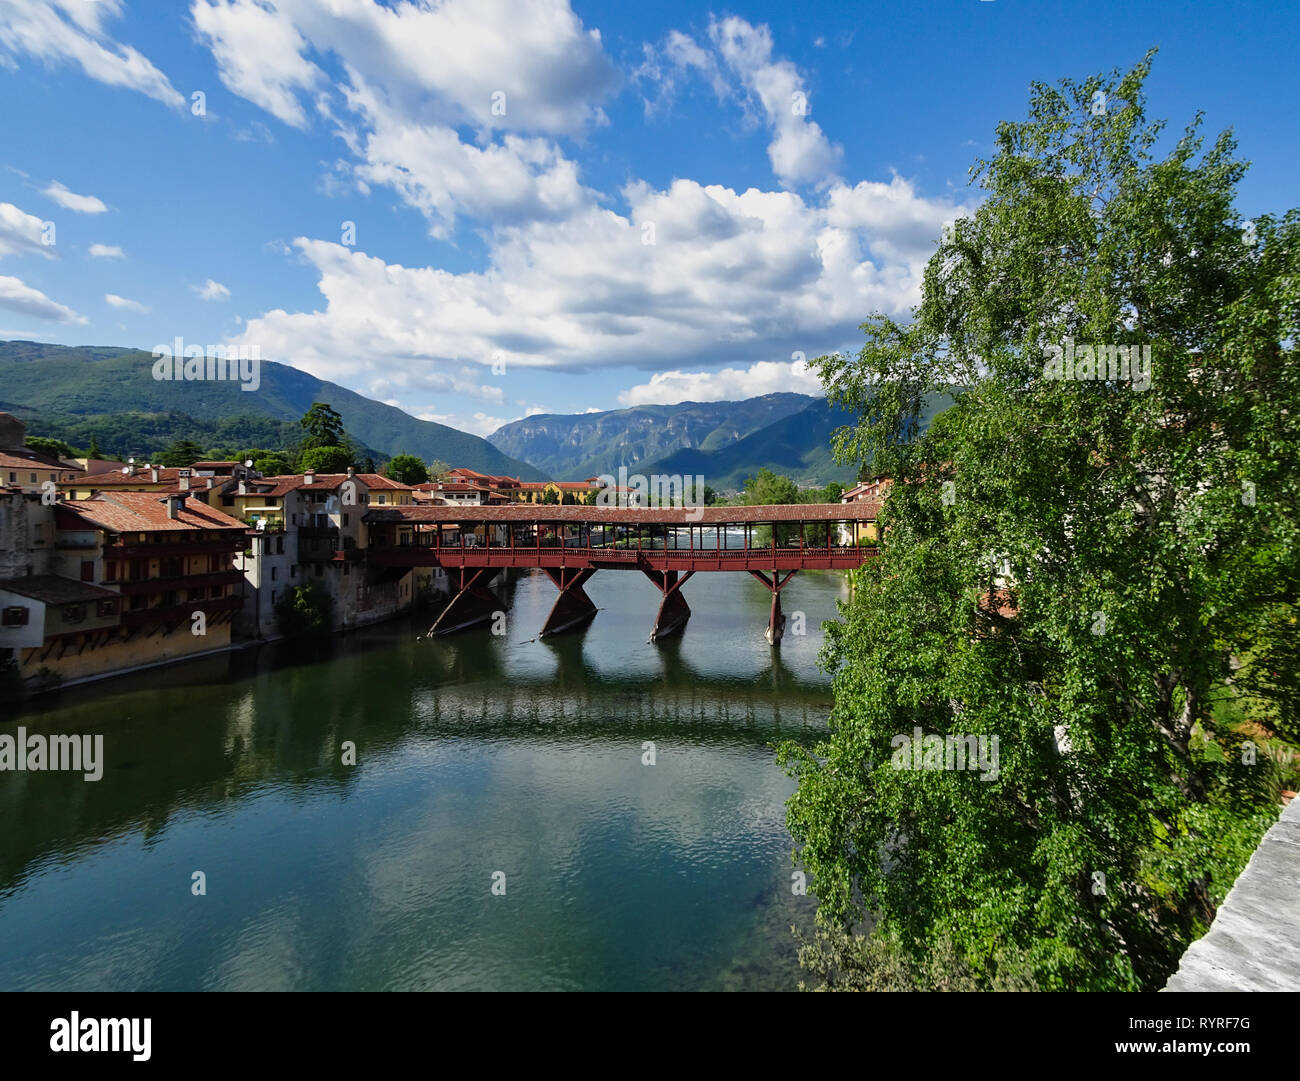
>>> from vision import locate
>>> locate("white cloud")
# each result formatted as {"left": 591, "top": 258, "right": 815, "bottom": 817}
{"left": 43, "top": 180, "right": 107, "bottom": 214}
{"left": 643, "top": 17, "right": 841, "bottom": 190}
{"left": 105, "top": 292, "right": 148, "bottom": 313}
{"left": 192, "top": 0, "right": 323, "bottom": 129}
{"left": 0, "top": 275, "right": 86, "bottom": 323}
{"left": 0, "top": 0, "right": 183, "bottom": 108}
{"left": 193, "top": 278, "right": 230, "bottom": 301}
{"left": 618, "top": 359, "right": 824, "bottom": 406}
{"left": 420, "top": 411, "right": 515, "bottom": 438}
{"left": 190, "top": 0, "right": 619, "bottom": 234}
{"left": 234, "top": 176, "right": 972, "bottom": 396}
{"left": 709, "top": 17, "right": 842, "bottom": 189}
{"left": 0, "top": 201, "right": 53, "bottom": 258}
{"left": 193, "top": 0, "right": 620, "bottom": 137}
{"left": 88, "top": 243, "right": 125, "bottom": 258}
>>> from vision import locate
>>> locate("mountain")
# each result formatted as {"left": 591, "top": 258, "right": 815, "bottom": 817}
{"left": 487, "top": 392, "right": 817, "bottom": 480}
{"left": 0, "top": 341, "right": 545, "bottom": 478}
{"left": 641, "top": 393, "right": 959, "bottom": 491}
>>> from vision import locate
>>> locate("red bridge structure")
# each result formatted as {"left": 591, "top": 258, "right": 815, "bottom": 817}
{"left": 364, "top": 502, "right": 880, "bottom": 644}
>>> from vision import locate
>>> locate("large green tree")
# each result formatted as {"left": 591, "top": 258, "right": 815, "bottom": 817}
{"left": 299, "top": 402, "right": 346, "bottom": 449}
{"left": 780, "top": 52, "right": 1299, "bottom": 991}
{"left": 385, "top": 453, "right": 429, "bottom": 485}
{"left": 156, "top": 438, "right": 207, "bottom": 467}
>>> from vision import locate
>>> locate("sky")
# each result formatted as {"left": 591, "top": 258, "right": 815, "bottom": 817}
{"left": 0, "top": 0, "right": 1296, "bottom": 437}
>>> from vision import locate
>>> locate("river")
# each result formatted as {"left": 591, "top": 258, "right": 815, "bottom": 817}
{"left": 0, "top": 567, "right": 849, "bottom": 991}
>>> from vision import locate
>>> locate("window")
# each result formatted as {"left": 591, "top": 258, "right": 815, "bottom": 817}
{"left": 6, "top": 472, "right": 13, "bottom": 483}
{"left": 291, "top": 565, "right": 296, "bottom": 578}
{"left": 222, "top": 495, "right": 235, "bottom": 507}
{"left": 130, "top": 595, "right": 147, "bottom": 611}
{"left": 315, "top": 563, "right": 323, "bottom": 577}
{"left": 271, "top": 566, "right": 278, "bottom": 581}
{"left": 2, "top": 606, "right": 29, "bottom": 627}
{"left": 105, "top": 562, "right": 118, "bottom": 582}
{"left": 29, "top": 472, "right": 36, "bottom": 483}
{"left": 377, "top": 495, "right": 386, "bottom": 505}
{"left": 276, "top": 536, "right": 284, "bottom": 554}
{"left": 64, "top": 604, "right": 85, "bottom": 624}
{"left": 80, "top": 561, "right": 94, "bottom": 582}
{"left": 96, "top": 599, "right": 117, "bottom": 618}
{"left": 190, "top": 587, "right": 205, "bottom": 601}
{"left": 343, "top": 514, "right": 349, "bottom": 525}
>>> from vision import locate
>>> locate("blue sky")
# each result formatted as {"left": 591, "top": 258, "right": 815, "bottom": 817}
{"left": 0, "top": 0, "right": 1296, "bottom": 437}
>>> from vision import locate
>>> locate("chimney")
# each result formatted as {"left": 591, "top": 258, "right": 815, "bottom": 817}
{"left": 206, "top": 476, "right": 214, "bottom": 489}
{"left": 150, "top": 466, "right": 159, "bottom": 483}
{"left": 347, "top": 466, "right": 355, "bottom": 478}
{"left": 179, "top": 469, "right": 191, "bottom": 492}
{"left": 166, "top": 493, "right": 187, "bottom": 520}
{"left": 238, "top": 480, "right": 247, "bottom": 495}
{"left": 304, "top": 471, "right": 315, "bottom": 485}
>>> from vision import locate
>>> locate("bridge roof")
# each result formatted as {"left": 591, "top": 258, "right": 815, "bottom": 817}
{"left": 363, "top": 501, "right": 879, "bottom": 525}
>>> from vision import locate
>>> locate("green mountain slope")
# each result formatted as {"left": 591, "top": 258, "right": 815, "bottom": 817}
{"left": 487, "top": 392, "right": 816, "bottom": 479}
{"left": 0, "top": 340, "right": 545, "bottom": 478}
{"left": 641, "top": 393, "right": 958, "bottom": 491}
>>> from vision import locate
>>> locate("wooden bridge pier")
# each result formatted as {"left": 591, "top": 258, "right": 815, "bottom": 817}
{"left": 749, "top": 569, "right": 798, "bottom": 645}
{"left": 428, "top": 566, "right": 506, "bottom": 636}
{"left": 642, "top": 569, "right": 693, "bottom": 641}
{"left": 539, "top": 567, "right": 598, "bottom": 637}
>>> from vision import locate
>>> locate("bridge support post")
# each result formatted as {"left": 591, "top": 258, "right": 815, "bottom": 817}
{"left": 428, "top": 567, "right": 505, "bottom": 635}
{"left": 642, "top": 569, "right": 693, "bottom": 641}
{"left": 749, "top": 570, "right": 797, "bottom": 645}
{"left": 539, "top": 567, "right": 598, "bottom": 637}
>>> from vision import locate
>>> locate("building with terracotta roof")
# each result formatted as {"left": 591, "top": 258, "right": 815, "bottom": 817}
{"left": 0, "top": 412, "right": 84, "bottom": 494}
{"left": 0, "top": 490, "right": 248, "bottom": 683}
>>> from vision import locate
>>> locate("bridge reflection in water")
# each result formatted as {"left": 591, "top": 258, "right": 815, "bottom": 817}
{"left": 363, "top": 502, "right": 879, "bottom": 644}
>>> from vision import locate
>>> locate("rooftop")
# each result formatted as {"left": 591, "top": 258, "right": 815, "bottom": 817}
{"left": 0, "top": 573, "right": 119, "bottom": 605}
{"left": 58, "top": 490, "right": 248, "bottom": 533}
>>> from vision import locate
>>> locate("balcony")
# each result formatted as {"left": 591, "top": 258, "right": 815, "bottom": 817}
{"left": 113, "top": 570, "right": 244, "bottom": 596}
{"left": 109, "top": 537, "right": 245, "bottom": 558}
{"left": 121, "top": 595, "right": 241, "bottom": 627}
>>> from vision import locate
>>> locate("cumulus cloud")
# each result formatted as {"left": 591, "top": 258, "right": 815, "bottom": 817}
{"left": 0, "top": 201, "right": 53, "bottom": 258}
{"left": 192, "top": 0, "right": 323, "bottom": 129}
{"left": 0, "top": 275, "right": 85, "bottom": 323}
{"left": 193, "top": 0, "right": 620, "bottom": 137}
{"left": 193, "top": 278, "right": 230, "bottom": 301}
{"left": 642, "top": 16, "right": 841, "bottom": 190}
{"left": 189, "top": 0, "right": 618, "bottom": 235}
{"left": 0, "top": 0, "right": 183, "bottom": 108}
{"left": 89, "top": 243, "right": 125, "bottom": 258}
{"left": 43, "top": 180, "right": 107, "bottom": 214}
{"left": 233, "top": 175, "right": 973, "bottom": 402}
{"left": 618, "top": 358, "right": 825, "bottom": 406}
{"left": 105, "top": 292, "right": 148, "bottom": 313}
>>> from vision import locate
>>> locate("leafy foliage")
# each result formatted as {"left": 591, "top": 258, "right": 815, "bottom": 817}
{"left": 781, "top": 52, "right": 1300, "bottom": 991}
{"left": 274, "top": 581, "right": 334, "bottom": 638}
{"left": 385, "top": 453, "right": 428, "bottom": 485}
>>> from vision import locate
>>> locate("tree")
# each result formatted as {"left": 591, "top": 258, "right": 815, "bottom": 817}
{"left": 427, "top": 459, "right": 451, "bottom": 482}
{"left": 541, "top": 486, "right": 560, "bottom": 505}
{"left": 298, "top": 445, "right": 353, "bottom": 474}
{"left": 87, "top": 434, "right": 101, "bottom": 459}
{"left": 779, "top": 52, "right": 1300, "bottom": 991}
{"left": 156, "top": 439, "right": 207, "bottom": 467}
{"left": 385, "top": 453, "right": 429, "bottom": 485}
{"left": 25, "top": 436, "right": 75, "bottom": 460}
{"left": 244, "top": 450, "right": 293, "bottom": 476}
{"left": 743, "top": 468, "right": 800, "bottom": 545}
{"left": 274, "top": 581, "right": 334, "bottom": 637}
{"left": 299, "top": 403, "right": 346, "bottom": 449}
